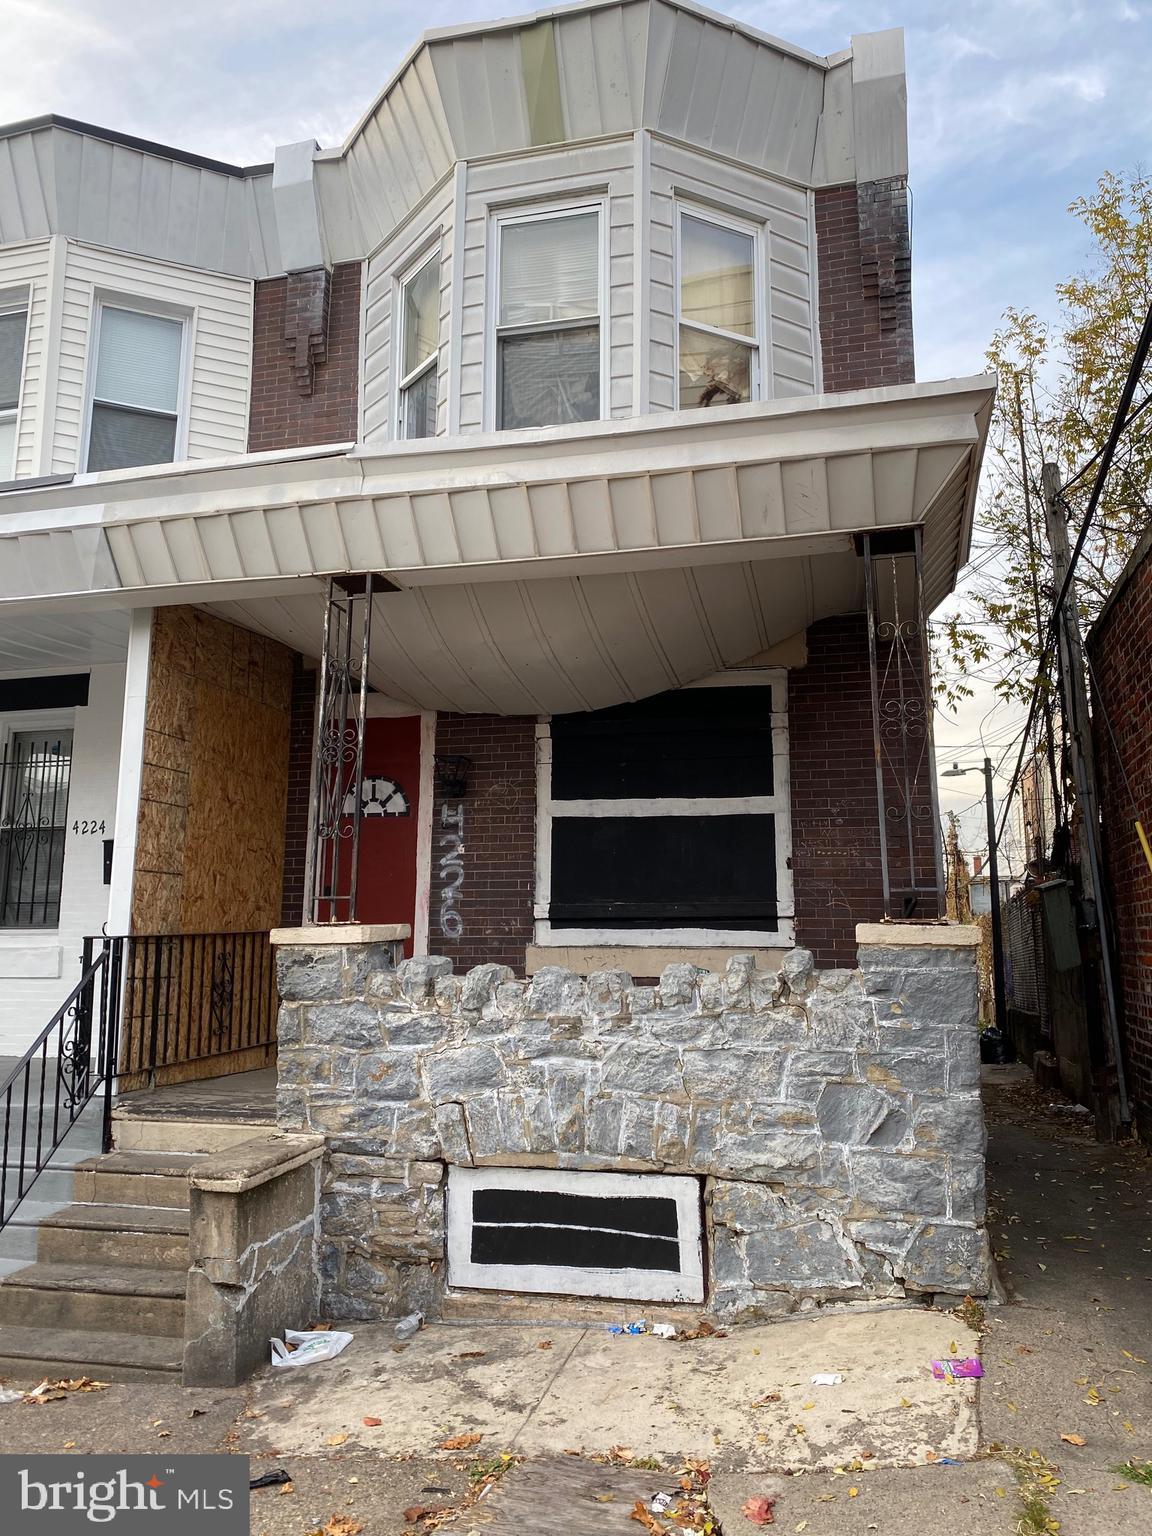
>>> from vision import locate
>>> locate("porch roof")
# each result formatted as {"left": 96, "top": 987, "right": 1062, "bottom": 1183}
{"left": 0, "top": 377, "right": 992, "bottom": 711}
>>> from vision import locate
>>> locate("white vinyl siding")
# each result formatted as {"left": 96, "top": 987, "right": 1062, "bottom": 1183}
{"left": 649, "top": 138, "right": 816, "bottom": 410}
{"left": 361, "top": 179, "right": 454, "bottom": 443}
{"left": 0, "top": 240, "right": 51, "bottom": 479}
{"left": 459, "top": 141, "right": 634, "bottom": 433}
{"left": 0, "top": 301, "right": 28, "bottom": 478}
{"left": 53, "top": 242, "right": 253, "bottom": 474}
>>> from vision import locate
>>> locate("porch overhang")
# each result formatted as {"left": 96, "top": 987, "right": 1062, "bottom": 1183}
{"left": 0, "top": 377, "right": 993, "bottom": 711}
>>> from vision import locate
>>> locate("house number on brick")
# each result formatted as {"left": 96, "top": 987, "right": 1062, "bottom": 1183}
{"left": 438, "top": 803, "right": 465, "bottom": 939}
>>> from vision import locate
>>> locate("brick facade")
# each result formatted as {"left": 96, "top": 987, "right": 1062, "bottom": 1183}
{"left": 815, "top": 179, "right": 914, "bottom": 392}
{"left": 248, "top": 262, "right": 361, "bottom": 452}
{"left": 429, "top": 714, "right": 537, "bottom": 974}
{"left": 789, "top": 616, "right": 887, "bottom": 964}
{"left": 1088, "top": 538, "right": 1152, "bottom": 1139}
{"left": 279, "top": 655, "right": 317, "bottom": 928}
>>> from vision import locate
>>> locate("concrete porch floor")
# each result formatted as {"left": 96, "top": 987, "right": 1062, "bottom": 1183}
{"left": 114, "top": 1067, "right": 278, "bottom": 1124}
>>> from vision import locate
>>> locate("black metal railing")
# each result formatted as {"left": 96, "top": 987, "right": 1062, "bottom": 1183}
{"left": 118, "top": 931, "right": 278, "bottom": 1080}
{"left": 0, "top": 935, "right": 124, "bottom": 1233}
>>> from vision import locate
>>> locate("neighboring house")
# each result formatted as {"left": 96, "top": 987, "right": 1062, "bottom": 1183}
{"left": 1088, "top": 527, "right": 1152, "bottom": 1143}
{"left": 0, "top": 1, "right": 993, "bottom": 1347}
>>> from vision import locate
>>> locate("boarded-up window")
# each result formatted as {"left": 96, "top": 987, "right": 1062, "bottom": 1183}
{"left": 543, "top": 683, "right": 788, "bottom": 936}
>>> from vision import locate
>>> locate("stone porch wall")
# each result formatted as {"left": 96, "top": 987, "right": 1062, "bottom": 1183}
{"left": 275, "top": 928, "right": 988, "bottom": 1322}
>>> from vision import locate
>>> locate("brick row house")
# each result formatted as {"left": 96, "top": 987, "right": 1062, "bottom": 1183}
{"left": 0, "top": 1, "right": 993, "bottom": 1380}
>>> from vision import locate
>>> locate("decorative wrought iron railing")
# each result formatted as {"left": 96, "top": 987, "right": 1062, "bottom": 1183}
{"left": 118, "top": 930, "right": 278, "bottom": 1081}
{"left": 0, "top": 935, "right": 124, "bottom": 1233}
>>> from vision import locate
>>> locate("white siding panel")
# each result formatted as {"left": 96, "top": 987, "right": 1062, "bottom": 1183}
{"left": 52, "top": 242, "right": 253, "bottom": 474}
{"left": 0, "top": 239, "right": 52, "bottom": 480}
{"left": 648, "top": 138, "right": 816, "bottom": 410}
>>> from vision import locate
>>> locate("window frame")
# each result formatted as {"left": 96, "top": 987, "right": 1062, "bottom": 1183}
{"left": 533, "top": 671, "right": 794, "bottom": 949}
{"left": 394, "top": 247, "right": 442, "bottom": 441}
{"left": 0, "top": 710, "right": 74, "bottom": 933}
{"left": 81, "top": 292, "right": 192, "bottom": 475}
{"left": 0, "top": 291, "right": 30, "bottom": 481}
{"left": 486, "top": 198, "right": 609, "bottom": 433}
{"left": 674, "top": 201, "right": 767, "bottom": 410}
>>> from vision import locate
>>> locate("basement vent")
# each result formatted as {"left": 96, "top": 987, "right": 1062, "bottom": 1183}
{"left": 446, "top": 1167, "right": 704, "bottom": 1302}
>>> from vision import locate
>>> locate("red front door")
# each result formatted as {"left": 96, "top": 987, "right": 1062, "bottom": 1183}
{"left": 355, "top": 715, "right": 421, "bottom": 957}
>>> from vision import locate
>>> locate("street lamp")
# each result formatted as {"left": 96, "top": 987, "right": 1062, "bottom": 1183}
{"left": 942, "top": 756, "right": 1008, "bottom": 1038}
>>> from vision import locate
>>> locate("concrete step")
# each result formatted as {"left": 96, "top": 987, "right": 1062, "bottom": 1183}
{"left": 1, "top": 1164, "right": 76, "bottom": 1205}
{"left": 441, "top": 1288, "right": 707, "bottom": 1329}
{"left": 111, "top": 1115, "right": 272, "bottom": 1154}
{"left": 72, "top": 1150, "right": 203, "bottom": 1210}
{"left": 0, "top": 1200, "right": 61, "bottom": 1262}
{"left": 36, "top": 1203, "right": 189, "bottom": 1271}
{"left": 0, "top": 1261, "right": 186, "bottom": 1337}
{"left": 0, "top": 1325, "right": 182, "bottom": 1383}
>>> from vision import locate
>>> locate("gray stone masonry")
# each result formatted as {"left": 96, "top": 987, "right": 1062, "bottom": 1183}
{"left": 275, "top": 935, "right": 989, "bottom": 1321}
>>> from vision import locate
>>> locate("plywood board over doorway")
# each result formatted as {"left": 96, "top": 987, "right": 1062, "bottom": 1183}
{"left": 125, "top": 606, "right": 293, "bottom": 1087}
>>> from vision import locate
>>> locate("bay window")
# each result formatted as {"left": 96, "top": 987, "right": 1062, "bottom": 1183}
{"left": 537, "top": 680, "right": 792, "bottom": 945}
{"left": 0, "top": 301, "right": 28, "bottom": 479}
{"left": 495, "top": 206, "right": 601, "bottom": 430}
{"left": 397, "top": 253, "right": 440, "bottom": 439}
{"left": 86, "top": 302, "right": 185, "bottom": 472}
{"left": 677, "top": 206, "right": 761, "bottom": 410}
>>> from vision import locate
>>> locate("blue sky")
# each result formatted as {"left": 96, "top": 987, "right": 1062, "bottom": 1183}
{"left": 7, "top": 0, "right": 1147, "bottom": 858}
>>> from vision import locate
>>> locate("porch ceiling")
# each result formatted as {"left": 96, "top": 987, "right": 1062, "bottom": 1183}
{"left": 0, "top": 377, "right": 993, "bottom": 706}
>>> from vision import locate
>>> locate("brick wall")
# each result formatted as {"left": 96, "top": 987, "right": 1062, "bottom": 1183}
{"left": 248, "top": 262, "right": 361, "bottom": 452}
{"left": 279, "top": 655, "right": 316, "bottom": 928}
{"left": 789, "top": 616, "right": 887, "bottom": 965}
{"left": 429, "top": 715, "right": 537, "bottom": 974}
{"left": 1088, "top": 541, "right": 1152, "bottom": 1139}
{"left": 815, "top": 179, "right": 914, "bottom": 392}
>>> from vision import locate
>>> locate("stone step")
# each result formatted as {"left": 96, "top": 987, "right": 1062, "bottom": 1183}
{"left": 111, "top": 1115, "right": 273, "bottom": 1154}
{"left": 1, "top": 1164, "right": 76, "bottom": 1205}
{"left": 72, "top": 1150, "right": 204, "bottom": 1210}
{"left": 0, "top": 1325, "right": 182, "bottom": 1383}
{"left": 0, "top": 1261, "right": 186, "bottom": 1337}
{"left": 441, "top": 1288, "right": 707, "bottom": 1329}
{"left": 0, "top": 1200, "right": 61, "bottom": 1262}
{"left": 36, "top": 1203, "right": 190, "bottom": 1271}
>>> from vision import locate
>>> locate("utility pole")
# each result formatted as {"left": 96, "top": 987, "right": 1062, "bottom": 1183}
{"left": 1042, "top": 462, "right": 1130, "bottom": 1129}
{"left": 983, "top": 756, "right": 1008, "bottom": 1039}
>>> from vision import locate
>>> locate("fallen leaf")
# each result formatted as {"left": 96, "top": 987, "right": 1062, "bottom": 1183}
{"left": 848, "top": 1487, "right": 859, "bottom": 1498}
{"left": 801, "top": 1401, "right": 816, "bottom": 1411}
{"left": 279, "top": 1483, "right": 295, "bottom": 1497}
{"left": 322, "top": 1517, "right": 363, "bottom": 1536}
{"left": 538, "top": 1340, "right": 553, "bottom": 1351}
{"left": 439, "top": 1432, "right": 484, "bottom": 1451}
{"left": 899, "top": 1397, "right": 912, "bottom": 1409}
{"left": 795, "top": 1523, "right": 808, "bottom": 1532}
{"left": 457, "top": 1351, "right": 486, "bottom": 1360}
{"left": 1083, "top": 1389, "right": 1103, "bottom": 1406}
{"left": 595, "top": 1493, "right": 616, "bottom": 1502}
{"left": 608, "top": 1445, "right": 636, "bottom": 1463}
{"left": 362, "top": 1417, "right": 382, "bottom": 1427}
{"left": 630, "top": 1499, "right": 666, "bottom": 1532}
{"left": 326, "top": 1434, "right": 348, "bottom": 1447}
{"left": 1060, "top": 1434, "right": 1087, "bottom": 1447}
{"left": 740, "top": 1494, "right": 776, "bottom": 1525}
{"left": 403, "top": 1507, "right": 449, "bottom": 1524}
{"left": 949, "top": 1341, "right": 958, "bottom": 1355}
{"left": 62, "top": 1441, "right": 76, "bottom": 1450}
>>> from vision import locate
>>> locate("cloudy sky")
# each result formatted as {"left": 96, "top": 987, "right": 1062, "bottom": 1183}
{"left": 7, "top": 0, "right": 1145, "bottom": 862}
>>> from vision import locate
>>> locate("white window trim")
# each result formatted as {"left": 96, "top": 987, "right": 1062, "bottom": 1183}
{"left": 674, "top": 200, "right": 768, "bottom": 409}
{"left": 533, "top": 670, "right": 794, "bottom": 949}
{"left": 79, "top": 290, "right": 193, "bottom": 475}
{"left": 0, "top": 709, "right": 75, "bottom": 936}
{"left": 447, "top": 1165, "right": 705, "bottom": 1304}
{"left": 485, "top": 198, "right": 609, "bottom": 434}
{"left": 0, "top": 293, "right": 30, "bottom": 480}
{"left": 393, "top": 246, "right": 442, "bottom": 441}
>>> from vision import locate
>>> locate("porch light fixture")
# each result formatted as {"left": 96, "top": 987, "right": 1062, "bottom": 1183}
{"left": 434, "top": 754, "right": 472, "bottom": 799}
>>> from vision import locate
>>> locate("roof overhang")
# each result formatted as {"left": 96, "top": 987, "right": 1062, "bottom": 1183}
{"left": 0, "top": 377, "right": 993, "bottom": 711}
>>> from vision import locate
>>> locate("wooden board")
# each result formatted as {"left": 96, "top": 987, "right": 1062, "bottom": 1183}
{"left": 469, "top": 1459, "right": 685, "bottom": 1534}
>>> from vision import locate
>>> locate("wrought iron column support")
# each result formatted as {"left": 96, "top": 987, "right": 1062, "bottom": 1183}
{"left": 309, "top": 574, "right": 375, "bottom": 924}
{"left": 862, "top": 528, "right": 944, "bottom": 919}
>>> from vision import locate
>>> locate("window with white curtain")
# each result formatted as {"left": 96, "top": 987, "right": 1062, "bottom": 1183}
{"left": 397, "top": 253, "right": 440, "bottom": 439}
{"left": 677, "top": 206, "right": 760, "bottom": 411}
{"left": 495, "top": 206, "right": 601, "bottom": 430}
{"left": 86, "top": 303, "right": 185, "bottom": 472}
{"left": 0, "top": 302, "right": 29, "bottom": 480}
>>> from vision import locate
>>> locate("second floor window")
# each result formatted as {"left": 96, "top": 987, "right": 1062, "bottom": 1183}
{"left": 398, "top": 254, "right": 440, "bottom": 439}
{"left": 495, "top": 207, "right": 601, "bottom": 431}
{"left": 678, "top": 207, "right": 760, "bottom": 410}
{"left": 0, "top": 302, "right": 29, "bottom": 479}
{"left": 87, "top": 304, "right": 184, "bottom": 472}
